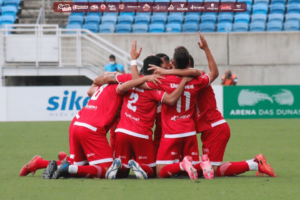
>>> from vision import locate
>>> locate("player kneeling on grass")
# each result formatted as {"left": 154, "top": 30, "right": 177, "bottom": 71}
{"left": 150, "top": 38, "right": 276, "bottom": 178}
{"left": 105, "top": 46, "right": 192, "bottom": 179}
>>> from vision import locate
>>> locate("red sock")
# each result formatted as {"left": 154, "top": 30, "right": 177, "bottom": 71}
{"left": 140, "top": 165, "right": 155, "bottom": 178}
{"left": 116, "top": 165, "right": 130, "bottom": 178}
{"left": 36, "top": 159, "right": 61, "bottom": 170}
{"left": 76, "top": 165, "right": 106, "bottom": 179}
{"left": 160, "top": 163, "right": 182, "bottom": 178}
{"left": 217, "top": 162, "right": 250, "bottom": 177}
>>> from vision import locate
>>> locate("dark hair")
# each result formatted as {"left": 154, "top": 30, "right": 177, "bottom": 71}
{"left": 109, "top": 55, "right": 115, "bottom": 60}
{"left": 156, "top": 53, "right": 170, "bottom": 63}
{"left": 189, "top": 55, "right": 194, "bottom": 68}
{"left": 173, "top": 46, "right": 190, "bottom": 69}
{"left": 142, "top": 56, "right": 163, "bottom": 75}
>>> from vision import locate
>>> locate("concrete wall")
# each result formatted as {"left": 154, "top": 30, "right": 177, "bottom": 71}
{"left": 98, "top": 32, "right": 300, "bottom": 85}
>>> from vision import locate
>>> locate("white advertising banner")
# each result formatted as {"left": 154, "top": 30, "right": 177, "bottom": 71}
{"left": 0, "top": 86, "right": 224, "bottom": 122}
{"left": 6, "top": 86, "right": 90, "bottom": 121}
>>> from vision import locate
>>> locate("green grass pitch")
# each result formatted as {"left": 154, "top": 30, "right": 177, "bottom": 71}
{"left": 0, "top": 119, "right": 299, "bottom": 200}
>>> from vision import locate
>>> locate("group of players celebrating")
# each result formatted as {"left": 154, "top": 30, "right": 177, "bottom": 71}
{"left": 20, "top": 32, "right": 276, "bottom": 180}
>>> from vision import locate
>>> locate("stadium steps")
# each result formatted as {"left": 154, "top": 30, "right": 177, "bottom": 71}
{"left": 18, "top": 0, "right": 70, "bottom": 27}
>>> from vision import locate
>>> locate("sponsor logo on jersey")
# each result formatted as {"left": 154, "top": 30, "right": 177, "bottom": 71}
{"left": 170, "top": 83, "right": 194, "bottom": 89}
{"left": 90, "top": 4, "right": 98, "bottom": 11}
{"left": 57, "top": 4, "right": 71, "bottom": 11}
{"left": 191, "top": 152, "right": 198, "bottom": 155}
{"left": 125, "top": 112, "right": 140, "bottom": 121}
{"left": 203, "top": 148, "right": 209, "bottom": 153}
{"left": 85, "top": 105, "right": 97, "bottom": 110}
{"left": 138, "top": 156, "right": 148, "bottom": 159}
{"left": 87, "top": 153, "right": 95, "bottom": 157}
{"left": 47, "top": 90, "right": 90, "bottom": 111}
{"left": 133, "top": 87, "right": 144, "bottom": 92}
{"left": 171, "top": 152, "right": 177, "bottom": 155}
{"left": 171, "top": 114, "right": 191, "bottom": 121}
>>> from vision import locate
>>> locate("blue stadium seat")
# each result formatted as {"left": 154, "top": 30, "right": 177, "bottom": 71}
{"left": 116, "top": 24, "right": 132, "bottom": 33}
{"left": 166, "top": 23, "right": 182, "bottom": 33}
{"left": 201, "top": 14, "right": 217, "bottom": 23}
{"left": 73, "top": 0, "right": 88, "bottom": 2}
{"left": 101, "top": 15, "right": 117, "bottom": 24}
{"left": 287, "top": 4, "right": 300, "bottom": 14}
{"left": 288, "top": 0, "right": 300, "bottom": 4}
{"left": 266, "top": 21, "right": 283, "bottom": 31}
{"left": 66, "top": 24, "right": 82, "bottom": 34}
{"left": 251, "top": 14, "right": 267, "bottom": 23}
{"left": 219, "top": 12, "right": 234, "bottom": 17}
{"left": 87, "top": 12, "right": 102, "bottom": 17}
{"left": 183, "top": 23, "right": 199, "bottom": 32}
{"left": 120, "top": 12, "right": 136, "bottom": 17}
{"left": 254, "top": 0, "right": 269, "bottom": 4}
{"left": 185, "top": 14, "right": 200, "bottom": 24}
{"left": 0, "top": 15, "right": 15, "bottom": 24}
{"left": 149, "top": 23, "right": 165, "bottom": 33}
{"left": 103, "top": 12, "right": 118, "bottom": 17}
{"left": 285, "top": 13, "right": 300, "bottom": 22}
{"left": 83, "top": 23, "right": 99, "bottom": 33}
{"left": 68, "top": 15, "right": 84, "bottom": 25}
{"left": 172, "top": 0, "right": 187, "bottom": 2}
{"left": 199, "top": 23, "right": 215, "bottom": 32}
{"left": 153, "top": 12, "right": 168, "bottom": 17}
{"left": 202, "top": 12, "right": 217, "bottom": 17}
{"left": 233, "top": 22, "right": 249, "bottom": 31}
{"left": 235, "top": 13, "right": 250, "bottom": 23}
{"left": 217, "top": 22, "right": 233, "bottom": 32}
{"left": 99, "top": 24, "right": 115, "bottom": 33}
{"left": 250, "top": 22, "right": 266, "bottom": 31}
{"left": 85, "top": 15, "right": 101, "bottom": 25}
{"left": 135, "top": 15, "right": 150, "bottom": 24}
{"left": 270, "top": 4, "right": 285, "bottom": 14}
{"left": 132, "top": 24, "right": 148, "bottom": 33}
{"left": 4, "top": 0, "right": 20, "bottom": 8}
{"left": 152, "top": 14, "right": 167, "bottom": 24}
{"left": 89, "top": 0, "right": 105, "bottom": 2}
{"left": 218, "top": 14, "right": 234, "bottom": 23}
{"left": 139, "top": 0, "right": 154, "bottom": 2}
{"left": 221, "top": 0, "right": 236, "bottom": 2}
{"left": 271, "top": 0, "right": 286, "bottom": 4}
{"left": 70, "top": 12, "right": 85, "bottom": 17}
{"left": 106, "top": 0, "right": 120, "bottom": 2}
{"left": 188, "top": 0, "right": 204, "bottom": 2}
{"left": 253, "top": 4, "right": 268, "bottom": 14}
{"left": 168, "top": 15, "right": 184, "bottom": 24}
{"left": 204, "top": 0, "right": 219, "bottom": 2}
{"left": 155, "top": 0, "right": 169, "bottom": 2}
{"left": 1, "top": 6, "right": 18, "bottom": 16}
{"left": 185, "top": 12, "right": 201, "bottom": 17}
{"left": 136, "top": 13, "right": 151, "bottom": 17}
{"left": 237, "top": 0, "right": 253, "bottom": 5}
{"left": 169, "top": 13, "right": 185, "bottom": 17}
{"left": 268, "top": 13, "right": 284, "bottom": 22}
{"left": 118, "top": 15, "right": 134, "bottom": 24}
{"left": 284, "top": 21, "right": 300, "bottom": 30}
{"left": 122, "top": 0, "right": 137, "bottom": 2}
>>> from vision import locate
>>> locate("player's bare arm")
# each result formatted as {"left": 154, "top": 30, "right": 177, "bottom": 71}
{"left": 148, "top": 65, "right": 202, "bottom": 77}
{"left": 93, "top": 74, "right": 119, "bottom": 86}
{"left": 130, "top": 40, "right": 142, "bottom": 80}
{"left": 198, "top": 31, "right": 219, "bottom": 83}
{"left": 87, "top": 84, "right": 99, "bottom": 97}
{"left": 162, "top": 77, "right": 192, "bottom": 106}
{"left": 117, "top": 74, "right": 164, "bottom": 95}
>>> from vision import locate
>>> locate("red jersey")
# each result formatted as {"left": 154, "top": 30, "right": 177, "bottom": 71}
{"left": 115, "top": 74, "right": 165, "bottom": 139}
{"left": 195, "top": 84, "right": 225, "bottom": 133}
{"left": 74, "top": 84, "right": 122, "bottom": 134}
{"left": 146, "top": 74, "right": 210, "bottom": 138}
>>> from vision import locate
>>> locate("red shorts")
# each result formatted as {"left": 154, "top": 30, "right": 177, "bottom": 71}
{"left": 115, "top": 132, "right": 156, "bottom": 168}
{"left": 153, "top": 113, "right": 162, "bottom": 155}
{"left": 201, "top": 123, "right": 231, "bottom": 166}
{"left": 156, "top": 135, "right": 200, "bottom": 165}
{"left": 71, "top": 125, "right": 113, "bottom": 167}
{"left": 69, "top": 116, "right": 77, "bottom": 160}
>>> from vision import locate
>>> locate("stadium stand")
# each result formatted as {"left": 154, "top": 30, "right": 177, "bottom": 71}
{"left": 60, "top": 0, "right": 300, "bottom": 33}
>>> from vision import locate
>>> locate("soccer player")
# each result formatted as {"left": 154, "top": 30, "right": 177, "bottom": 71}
{"left": 131, "top": 32, "right": 220, "bottom": 180}
{"left": 51, "top": 74, "right": 164, "bottom": 179}
{"left": 105, "top": 55, "right": 192, "bottom": 180}
{"left": 150, "top": 41, "right": 276, "bottom": 178}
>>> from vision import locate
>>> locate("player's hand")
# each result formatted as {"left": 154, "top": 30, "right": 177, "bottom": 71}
{"left": 182, "top": 76, "right": 193, "bottom": 83}
{"left": 197, "top": 31, "right": 209, "bottom": 51}
{"left": 148, "top": 65, "right": 168, "bottom": 75}
{"left": 130, "top": 40, "right": 142, "bottom": 60}
{"left": 198, "top": 69, "right": 206, "bottom": 75}
{"left": 146, "top": 74, "right": 165, "bottom": 86}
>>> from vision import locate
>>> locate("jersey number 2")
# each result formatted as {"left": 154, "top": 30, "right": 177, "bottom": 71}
{"left": 176, "top": 91, "right": 191, "bottom": 113}
{"left": 127, "top": 92, "right": 139, "bottom": 112}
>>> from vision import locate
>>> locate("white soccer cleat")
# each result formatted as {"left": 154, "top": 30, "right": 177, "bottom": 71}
{"left": 128, "top": 160, "right": 148, "bottom": 180}
{"left": 105, "top": 158, "right": 122, "bottom": 180}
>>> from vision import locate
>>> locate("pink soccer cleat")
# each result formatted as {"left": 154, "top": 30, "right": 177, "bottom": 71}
{"left": 181, "top": 156, "right": 198, "bottom": 180}
{"left": 58, "top": 151, "right": 68, "bottom": 161}
{"left": 19, "top": 155, "right": 42, "bottom": 177}
{"left": 254, "top": 154, "right": 276, "bottom": 177}
{"left": 200, "top": 154, "right": 214, "bottom": 179}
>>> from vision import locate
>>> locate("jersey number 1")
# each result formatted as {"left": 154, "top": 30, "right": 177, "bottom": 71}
{"left": 176, "top": 91, "right": 191, "bottom": 113}
{"left": 127, "top": 92, "right": 139, "bottom": 112}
